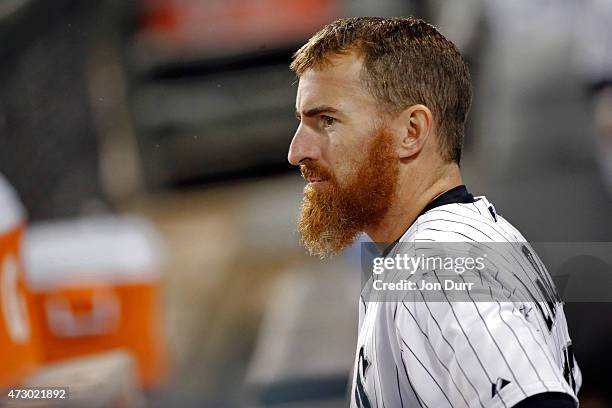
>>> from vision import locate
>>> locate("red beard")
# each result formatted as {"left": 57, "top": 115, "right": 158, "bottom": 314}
{"left": 298, "top": 127, "right": 399, "bottom": 257}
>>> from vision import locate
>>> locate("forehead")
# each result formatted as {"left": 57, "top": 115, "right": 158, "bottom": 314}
{"left": 295, "top": 54, "right": 377, "bottom": 113}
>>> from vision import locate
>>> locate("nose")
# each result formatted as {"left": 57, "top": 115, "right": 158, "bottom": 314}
{"left": 287, "top": 125, "right": 320, "bottom": 166}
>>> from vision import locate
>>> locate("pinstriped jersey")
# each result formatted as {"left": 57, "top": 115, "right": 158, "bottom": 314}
{"left": 350, "top": 194, "right": 581, "bottom": 408}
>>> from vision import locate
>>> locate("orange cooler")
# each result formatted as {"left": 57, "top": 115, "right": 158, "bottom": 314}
{"left": 0, "top": 174, "right": 39, "bottom": 387}
{"left": 24, "top": 215, "right": 169, "bottom": 389}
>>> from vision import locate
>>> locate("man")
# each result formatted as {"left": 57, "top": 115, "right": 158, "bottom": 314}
{"left": 287, "top": 17, "right": 580, "bottom": 407}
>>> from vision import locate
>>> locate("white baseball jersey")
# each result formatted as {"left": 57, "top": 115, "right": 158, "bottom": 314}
{"left": 350, "top": 187, "right": 581, "bottom": 408}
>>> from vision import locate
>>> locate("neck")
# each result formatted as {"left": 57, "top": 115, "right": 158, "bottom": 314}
{"left": 365, "top": 163, "right": 463, "bottom": 246}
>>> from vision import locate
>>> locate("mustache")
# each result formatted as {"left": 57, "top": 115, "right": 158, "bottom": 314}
{"left": 299, "top": 162, "right": 332, "bottom": 182}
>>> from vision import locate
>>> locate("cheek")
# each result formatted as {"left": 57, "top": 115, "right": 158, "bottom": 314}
{"left": 328, "top": 138, "right": 365, "bottom": 181}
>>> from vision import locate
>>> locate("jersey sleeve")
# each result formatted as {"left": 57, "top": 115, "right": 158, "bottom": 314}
{"left": 392, "top": 300, "right": 578, "bottom": 408}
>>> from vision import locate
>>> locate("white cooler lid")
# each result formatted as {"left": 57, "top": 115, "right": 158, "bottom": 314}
{"left": 24, "top": 215, "right": 164, "bottom": 289}
{"left": 0, "top": 173, "right": 25, "bottom": 233}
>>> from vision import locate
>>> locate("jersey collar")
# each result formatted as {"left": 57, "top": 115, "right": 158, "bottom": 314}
{"left": 381, "top": 185, "right": 475, "bottom": 257}
{"left": 417, "top": 184, "right": 475, "bottom": 218}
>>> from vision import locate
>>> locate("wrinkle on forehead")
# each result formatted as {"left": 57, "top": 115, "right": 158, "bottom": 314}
{"left": 301, "top": 53, "right": 366, "bottom": 91}
{"left": 295, "top": 54, "right": 377, "bottom": 115}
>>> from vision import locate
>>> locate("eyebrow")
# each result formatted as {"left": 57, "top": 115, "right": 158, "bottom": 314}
{"left": 295, "top": 105, "right": 340, "bottom": 119}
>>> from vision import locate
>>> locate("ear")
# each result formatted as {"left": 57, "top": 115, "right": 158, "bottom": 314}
{"left": 394, "top": 104, "right": 433, "bottom": 159}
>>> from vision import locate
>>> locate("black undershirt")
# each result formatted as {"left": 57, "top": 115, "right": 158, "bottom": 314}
{"left": 417, "top": 184, "right": 476, "bottom": 217}
{"left": 513, "top": 392, "right": 576, "bottom": 408}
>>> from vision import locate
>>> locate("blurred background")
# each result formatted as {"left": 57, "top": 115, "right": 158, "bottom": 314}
{"left": 0, "top": 0, "right": 610, "bottom": 407}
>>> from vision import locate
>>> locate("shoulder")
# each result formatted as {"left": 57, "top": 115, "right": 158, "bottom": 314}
{"left": 405, "top": 197, "right": 526, "bottom": 243}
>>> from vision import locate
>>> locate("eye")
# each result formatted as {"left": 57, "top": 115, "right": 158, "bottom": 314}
{"left": 321, "top": 115, "right": 336, "bottom": 128}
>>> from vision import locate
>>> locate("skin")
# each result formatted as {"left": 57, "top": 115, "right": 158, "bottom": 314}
{"left": 288, "top": 52, "right": 464, "bottom": 245}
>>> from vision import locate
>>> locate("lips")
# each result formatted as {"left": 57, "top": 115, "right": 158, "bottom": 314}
{"left": 300, "top": 164, "right": 330, "bottom": 184}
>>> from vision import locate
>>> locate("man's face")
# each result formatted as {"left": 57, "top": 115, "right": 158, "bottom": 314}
{"left": 288, "top": 54, "right": 399, "bottom": 257}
